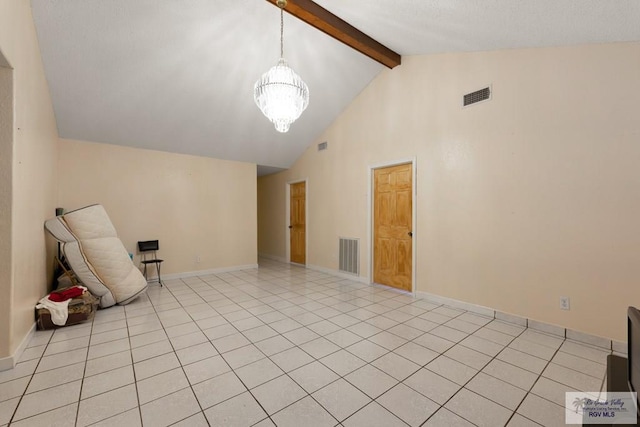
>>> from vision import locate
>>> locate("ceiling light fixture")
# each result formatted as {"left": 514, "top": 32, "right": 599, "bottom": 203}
{"left": 254, "top": 0, "right": 309, "bottom": 133}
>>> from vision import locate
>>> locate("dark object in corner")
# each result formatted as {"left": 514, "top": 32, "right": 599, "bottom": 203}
{"left": 138, "top": 240, "right": 164, "bottom": 286}
{"left": 36, "top": 290, "right": 98, "bottom": 330}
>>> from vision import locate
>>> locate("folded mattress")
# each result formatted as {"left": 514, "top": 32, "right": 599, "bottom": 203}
{"left": 45, "top": 204, "right": 148, "bottom": 308}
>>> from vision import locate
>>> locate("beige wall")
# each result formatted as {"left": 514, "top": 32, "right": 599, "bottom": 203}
{"left": 58, "top": 139, "right": 257, "bottom": 275}
{"left": 0, "top": 0, "right": 59, "bottom": 359}
{"left": 258, "top": 42, "right": 640, "bottom": 342}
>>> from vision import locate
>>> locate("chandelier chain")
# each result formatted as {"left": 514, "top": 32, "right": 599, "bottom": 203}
{"left": 280, "top": 7, "right": 284, "bottom": 59}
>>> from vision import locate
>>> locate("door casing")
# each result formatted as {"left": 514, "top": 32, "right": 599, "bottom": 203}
{"left": 285, "top": 178, "right": 308, "bottom": 265}
{"left": 368, "top": 158, "right": 417, "bottom": 294}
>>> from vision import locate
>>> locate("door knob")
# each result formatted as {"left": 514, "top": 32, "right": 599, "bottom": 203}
{"left": 408, "top": 231, "right": 413, "bottom": 237}
{"left": 288, "top": 225, "right": 293, "bottom": 229}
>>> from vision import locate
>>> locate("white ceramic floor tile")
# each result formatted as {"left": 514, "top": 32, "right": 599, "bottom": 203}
{"left": 404, "top": 368, "right": 461, "bottom": 405}
{"left": 551, "top": 351, "right": 606, "bottom": 380}
{"left": 88, "top": 338, "right": 130, "bottom": 360}
{"left": 403, "top": 318, "right": 439, "bottom": 333}
{"left": 169, "top": 331, "right": 208, "bottom": 350}
{"left": 251, "top": 374, "right": 307, "bottom": 414}
{"left": 81, "top": 364, "right": 135, "bottom": 399}
{"left": 26, "top": 362, "right": 85, "bottom": 394}
{"left": 423, "top": 407, "right": 476, "bottom": 426}
{"left": 312, "top": 378, "right": 371, "bottom": 422}
{"left": 137, "top": 367, "right": 190, "bottom": 404}
{"left": 346, "top": 340, "right": 388, "bottom": 362}
{"left": 516, "top": 393, "right": 567, "bottom": 427}
{"left": 170, "top": 411, "right": 209, "bottom": 427}
{"left": 319, "top": 349, "right": 367, "bottom": 377}
{"left": 9, "top": 402, "right": 77, "bottom": 427}
{"left": 377, "top": 383, "right": 439, "bottom": 427}
{"left": 300, "top": 337, "right": 341, "bottom": 359}
{"left": 343, "top": 401, "right": 406, "bottom": 427}
{"left": 496, "top": 347, "right": 548, "bottom": 374}
{"left": 509, "top": 337, "right": 557, "bottom": 360}
{"left": 183, "top": 354, "right": 231, "bottom": 385}
{"left": 0, "top": 376, "right": 30, "bottom": 402}
{"left": 76, "top": 384, "right": 138, "bottom": 426}
{"left": 36, "top": 348, "right": 87, "bottom": 373}
{"left": 560, "top": 340, "right": 610, "bottom": 364}
{"left": 7, "top": 264, "right": 613, "bottom": 427}
{"left": 221, "top": 343, "right": 266, "bottom": 369}
{"left": 345, "top": 364, "right": 397, "bottom": 399}
{"left": 13, "top": 380, "right": 81, "bottom": 422}
{"left": 211, "top": 333, "right": 251, "bottom": 353}
{"left": 387, "top": 324, "right": 425, "bottom": 340}
{"left": 17, "top": 345, "right": 46, "bottom": 362}
{"left": 192, "top": 371, "right": 247, "bottom": 409}
{"left": 530, "top": 376, "right": 597, "bottom": 407}
{"left": 204, "top": 391, "right": 268, "bottom": 426}
{"left": 324, "top": 329, "right": 363, "bottom": 348}
{"left": 134, "top": 352, "right": 180, "bottom": 380}
{"left": 131, "top": 339, "right": 173, "bottom": 363}
{"left": 412, "top": 333, "right": 455, "bottom": 353}
{"left": 282, "top": 327, "right": 321, "bottom": 345}
{"left": 140, "top": 387, "right": 201, "bottom": 427}
{"left": 289, "top": 361, "right": 340, "bottom": 394}
{"left": 466, "top": 371, "right": 527, "bottom": 410}
{"left": 445, "top": 388, "right": 512, "bottom": 427}
{"left": 0, "top": 360, "right": 37, "bottom": 385}
{"left": 90, "top": 407, "right": 142, "bottom": 427}
{"left": 271, "top": 395, "right": 336, "bottom": 427}
{"left": 541, "top": 363, "right": 602, "bottom": 392}
{"left": 426, "top": 355, "right": 478, "bottom": 385}
{"left": 89, "top": 328, "right": 129, "bottom": 346}
{"left": 507, "top": 413, "right": 544, "bottom": 426}
{"left": 0, "top": 398, "right": 20, "bottom": 425}
{"left": 242, "top": 324, "right": 279, "bottom": 343}
{"left": 482, "top": 359, "right": 539, "bottom": 391}
{"left": 270, "top": 347, "right": 315, "bottom": 373}
{"left": 84, "top": 351, "right": 131, "bottom": 378}
{"left": 129, "top": 329, "right": 167, "bottom": 349}
{"left": 473, "top": 326, "right": 516, "bottom": 345}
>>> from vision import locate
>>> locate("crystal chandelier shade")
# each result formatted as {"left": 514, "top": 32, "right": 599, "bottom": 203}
{"left": 254, "top": 1, "right": 309, "bottom": 133}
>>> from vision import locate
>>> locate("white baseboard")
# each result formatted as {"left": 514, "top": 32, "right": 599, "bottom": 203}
{"left": 416, "top": 291, "right": 617, "bottom": 351}
{"left": 306, "top": 264, "right": 370, "bottom": 284}
{"left": 0, "top": 322, "right": 36, "bottom": 371}
{"left": 162, "top": 264, "right": 259, "bottom": 280}
{"left": 256, "top": 254, "right": 370, "bottom": 285}
{"left": 416, "top": 291, "right": 495, "bottom": 318}
{"left": 257, "top": 253, "right": 287, "bottom": 263}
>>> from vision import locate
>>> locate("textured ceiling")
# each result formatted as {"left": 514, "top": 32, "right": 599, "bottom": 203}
{"left": 30, "top": 0, "right": 640, "bottom": 175}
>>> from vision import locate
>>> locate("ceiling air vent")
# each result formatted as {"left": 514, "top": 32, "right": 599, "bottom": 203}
{"left": 463, "top": 86, "right": 491, "bottom": 107}
{"left": 317, "top": 141, "right": 328, "bottom": 151}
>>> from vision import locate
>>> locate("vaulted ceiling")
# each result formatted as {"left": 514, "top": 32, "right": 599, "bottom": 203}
{"left": 30, "top": 0, "right": 640, "bottom": 175}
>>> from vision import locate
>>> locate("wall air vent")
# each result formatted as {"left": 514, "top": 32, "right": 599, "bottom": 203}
{"left": 339, "top": 237, "right": 359, "bottom": 275}
{"left": 318, "top": 141, "right": 328, "bottom": 151}
{"left": 463, "top": 86, "right": 491, "bottom": 107}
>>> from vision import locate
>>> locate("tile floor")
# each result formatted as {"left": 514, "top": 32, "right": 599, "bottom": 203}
{"left": 0, "top": 259, "right": 613, "bottom": 426}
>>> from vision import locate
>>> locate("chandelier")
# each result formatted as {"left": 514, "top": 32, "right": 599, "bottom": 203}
{"left": 254, "top": 0, "right": 309, "bottom": 133}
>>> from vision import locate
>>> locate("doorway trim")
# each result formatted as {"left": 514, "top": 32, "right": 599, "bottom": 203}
{"left": 367, "top": 157, "right": 417, "bottom": 295}
{"left": 285, "top": 178, "right": 308, "bottom": 266}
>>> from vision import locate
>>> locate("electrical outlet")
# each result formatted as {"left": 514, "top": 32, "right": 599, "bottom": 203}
{"left": 560, "top": 296, "right": 570, "bottom": 310}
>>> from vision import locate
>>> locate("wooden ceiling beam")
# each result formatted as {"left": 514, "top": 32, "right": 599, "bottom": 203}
{"left": 265, "top": 0, "right": 401, "bottom": 69}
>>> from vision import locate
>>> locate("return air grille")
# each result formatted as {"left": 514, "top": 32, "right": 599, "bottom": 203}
{"left": 318, "top": 141, "right": 328, "bottom": 151}
{"left": 463, "top": 86, "right": 491, "bottom": 107}
{"left": 339, "top": 238, "right": 359, "bottom": 275}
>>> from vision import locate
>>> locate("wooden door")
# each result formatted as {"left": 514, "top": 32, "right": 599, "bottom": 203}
{"left": 290, "top": 182, "right": 306, "bottom": 264}
{"left": 374, "top": 164, "right": 412, "bottom": 291}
